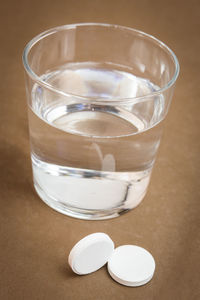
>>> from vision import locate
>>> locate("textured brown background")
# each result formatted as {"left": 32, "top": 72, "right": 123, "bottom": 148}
{"left": 0, "top": 0, "right": 200, "bottom": 299}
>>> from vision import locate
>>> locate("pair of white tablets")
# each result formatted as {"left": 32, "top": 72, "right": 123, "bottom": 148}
{"left": 68, "top": 233, "right": 155, "bottom": 287}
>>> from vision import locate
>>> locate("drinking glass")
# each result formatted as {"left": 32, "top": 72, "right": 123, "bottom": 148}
{"left": 23, "top": 23, "right": 179, "bottom": 220}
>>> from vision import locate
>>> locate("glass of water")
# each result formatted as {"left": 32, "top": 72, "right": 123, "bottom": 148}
{"left": 23, "top": 23, "right": 179, "bottom": 220}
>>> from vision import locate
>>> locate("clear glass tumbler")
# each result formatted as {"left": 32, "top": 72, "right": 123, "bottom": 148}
{"left": 23, "top": 23, "right": 179, "bottom": 220}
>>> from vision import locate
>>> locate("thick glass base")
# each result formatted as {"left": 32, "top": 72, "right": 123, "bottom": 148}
{"left": 34, "top": 181, "right": 145, "bottom": 220}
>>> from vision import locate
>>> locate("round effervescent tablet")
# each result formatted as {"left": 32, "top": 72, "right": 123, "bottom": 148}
{"left": 107, "top": 245, "right": 155, "bottom": 287}
{"left": 68, "top": 233, "right": 114, "bottom": 275}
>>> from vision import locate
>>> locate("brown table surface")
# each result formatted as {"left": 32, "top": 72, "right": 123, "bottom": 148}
{"left": 0, "top": 0, "right": 200, "bottom": 299}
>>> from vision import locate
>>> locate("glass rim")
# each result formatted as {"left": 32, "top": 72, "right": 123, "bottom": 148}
{"left": 22, "top": 22, "right": 180, "bottom": 104}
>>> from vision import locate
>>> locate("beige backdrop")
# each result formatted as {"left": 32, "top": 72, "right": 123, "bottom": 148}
{"left": 0, "top": 0, "right": 199, "bottom": 299}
